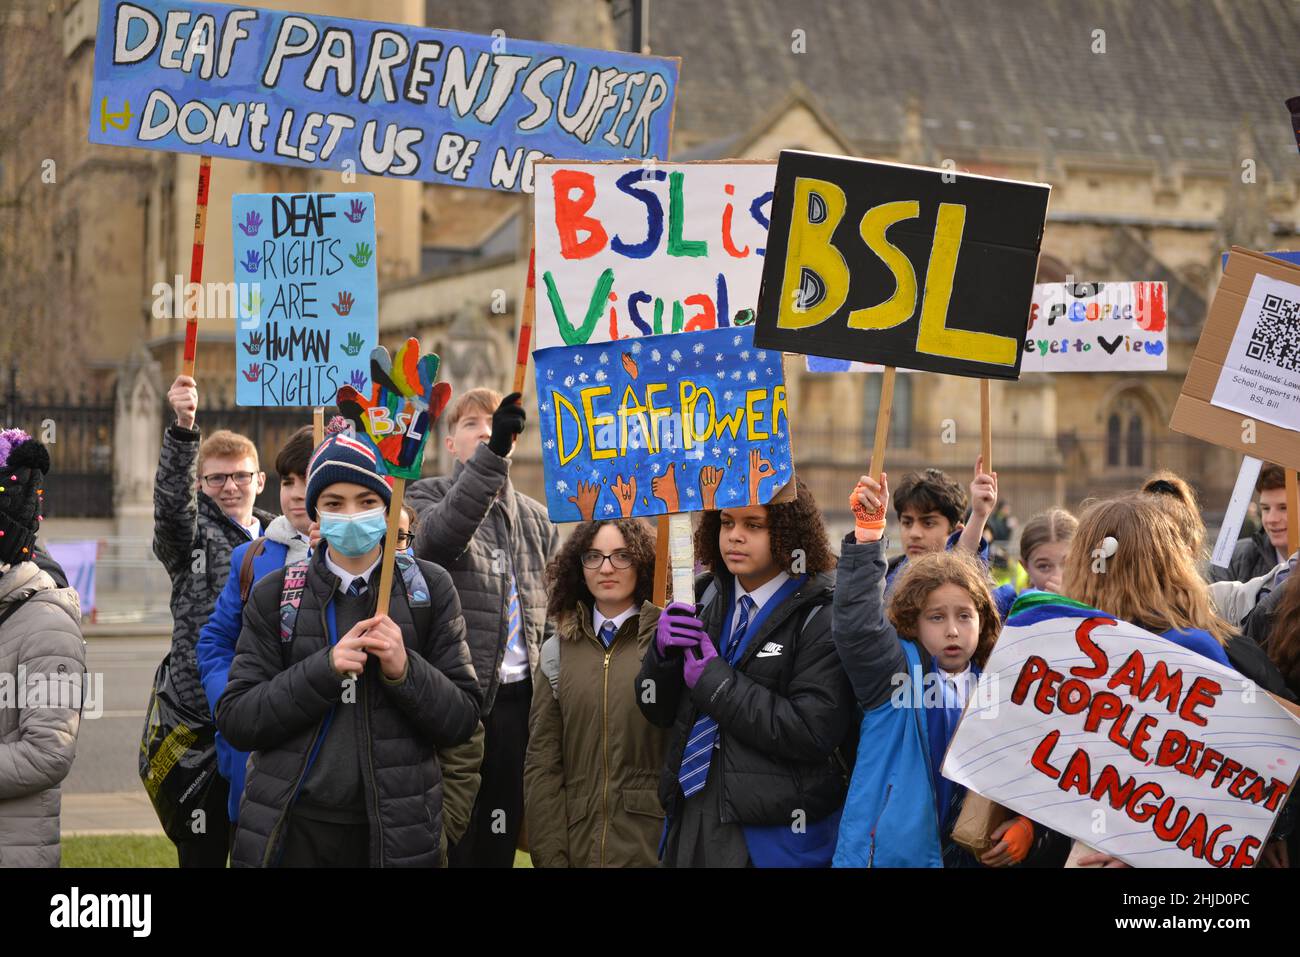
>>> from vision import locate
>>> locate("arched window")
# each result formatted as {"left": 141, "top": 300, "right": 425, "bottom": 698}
{"left": 1126, "top": 414, "right": 1144, "bottom": 468}
{"left": 1104, "top": 391, "right": 1152, "bottom": 471}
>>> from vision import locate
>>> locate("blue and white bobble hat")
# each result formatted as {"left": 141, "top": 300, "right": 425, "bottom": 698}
{"left": 305, "top": 433, "right": 392, "bottom": 521}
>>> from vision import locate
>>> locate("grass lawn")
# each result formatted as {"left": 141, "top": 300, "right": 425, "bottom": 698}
{"left": 63, "top": 834, "right": 177, "bottom": 868}
{"left": 61, "top": 834, "right": 534, "bottom": 869}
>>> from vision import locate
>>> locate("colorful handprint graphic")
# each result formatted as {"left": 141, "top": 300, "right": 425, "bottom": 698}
{"left": 344, "top": 198, "right": 367, "bottom": 223}
{"left": 340, "top": 332, "right": 365, "bottom": 356}
{"left": 335, "top": 338, "right": 452, "bottom": 481}
{"left": 238, "top": 211, "right": 263, "bottom": 236}
{"left": 349, "top": 242, "right": 373, "bottom": 268}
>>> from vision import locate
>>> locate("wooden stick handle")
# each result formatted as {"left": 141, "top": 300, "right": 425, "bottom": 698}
{"left": 512, "top": 247, "right": 536, "bottom": 396}
{"left": 313, "top": 407, "right": 324, "bottom": 446}
{"left": 182, "top": 155, "right": 212, "bottom": 380}
{"left": 870, "top": 367, "right": 896, "bottom": 480}
{"left": 375, "top": 478, "right": 406, "bottom": 618}
{"left": 980, "top": 379, "right": 992, "bottom": 474}
{"left": 1288, "top": 470, "right": 1299, "bottom": 556}
{"left": 653, "top": 514, "right": 671, "bottom": 606}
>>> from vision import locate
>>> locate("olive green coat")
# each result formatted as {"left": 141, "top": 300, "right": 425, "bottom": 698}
{"left": 523, "top": 602, "right": 667, "bottom": 867}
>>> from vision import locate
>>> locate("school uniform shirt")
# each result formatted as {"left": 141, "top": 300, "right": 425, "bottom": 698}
{"left": 593, "top": 605, "right": 638, "bottom": 644}
{"left": 324, "top": 551, "right": 380, "bottom": 596}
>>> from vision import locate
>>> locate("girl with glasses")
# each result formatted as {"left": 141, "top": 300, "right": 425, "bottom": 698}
{"left": 523, "top": 518, "right": 669, "bottom": 867}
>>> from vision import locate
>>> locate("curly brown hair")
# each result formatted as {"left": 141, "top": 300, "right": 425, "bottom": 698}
{"left": 887, "top": 550, "right": 1000, "bottom": 669}
{"left": 1265, "top": 572, "right": 1300, "bottom": 691}
{"left": 694, "top": 479, "right": 836, "bottom": 577}
{"left": 545, "top": 519, "right": 660, "bottom": 620}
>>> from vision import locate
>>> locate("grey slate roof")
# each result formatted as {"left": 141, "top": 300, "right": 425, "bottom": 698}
{"left": 654, "top": 0, "right": 1299, "bottom": 175}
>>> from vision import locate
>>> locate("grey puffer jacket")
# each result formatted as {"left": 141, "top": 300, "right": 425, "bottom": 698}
{"left": 153, "top": 425, "right": 275, "bottom": 715}
{"left": 0, "top": 562, "right": 86, "bottom": 867}
{"left": 407, "top": 444, "right": 558, "bottom": 714}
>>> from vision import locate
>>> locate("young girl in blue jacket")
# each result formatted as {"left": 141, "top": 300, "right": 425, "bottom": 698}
{"left": 832, "top": 472, "right": 1054, "bottom": 867}
{"left": 992, "top": 508, "right": 1077, "bottom": 620}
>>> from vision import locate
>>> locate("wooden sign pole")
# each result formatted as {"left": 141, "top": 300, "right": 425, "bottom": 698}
{"left": 312, "top": 407, "right": 324, "bottom": 446}
{"left": 1287, "top": 469, "right": 1299, "bottom": 556}
{"left": 181, "top": 155, "right": 212, "bottom": 380}
{"left": 375, "top": 478, "right": 406, "bottom": 617}
{"left": 512, "top": 247, "right": 537, "bottom": 396}
{"left": 980, "top": 379, "right": 993, "bottom": 473}
{"left": 871, "top": 367, "right": 897, "bottom": 481}
{"left": 653, "top": 516, "right": 671, "bottom": 606}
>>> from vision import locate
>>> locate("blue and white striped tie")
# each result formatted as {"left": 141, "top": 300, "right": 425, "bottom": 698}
{"left": 506, "top": 575, "right": 523, "bottom": 655}
{"left": 677, "top": 595, "right": 753, "bottom": 798}
{"left": 599, "top": 620, "right": 617, "bottom": 648}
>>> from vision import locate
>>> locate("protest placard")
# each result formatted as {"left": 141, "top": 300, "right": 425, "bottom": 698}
{"left": 232, "top": 191, "right": 377, "bottom": 406}
{"left": 1020, "top": 282, "right": 1167, "bottom": 372}
{"left": 90, "top": 0, "right": 679, "bottom": 192}
{"left": 532, "top": 161, "right": 774, "bottom": 349}
{"left": 336, "top": 339, "right": 451, "bottom": 615}
{"left": 533, "top": 325, "right": 792, "bottom": 523}
{"left": 753, "top": 151, "right": 1050, "bottom": 379}
{"left": 942, "top": 596, "right": 1300, "bottom": 868}
{"left": 1170, "top": 247, "right": 1300, "bottom": 470}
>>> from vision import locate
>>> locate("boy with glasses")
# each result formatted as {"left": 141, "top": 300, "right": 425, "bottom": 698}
{"left": 153, "top": 374, "right": 274, "bottom": 867}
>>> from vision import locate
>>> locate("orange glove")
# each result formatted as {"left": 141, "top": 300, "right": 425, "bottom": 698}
{"left": 851, "top": 484, "right": 886, "bottom": 532}
{"left": 1001, "top": 816, "right": 1034, "bottom": 863}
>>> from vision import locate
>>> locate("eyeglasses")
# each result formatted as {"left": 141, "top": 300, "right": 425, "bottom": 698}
{"left": 201, "top": 471, "right": 257, "bottom": 490}
{"left": 396, "top": 531, "right": 415, "bottom": 547}
{"left": 581, "top": 549, "right": 633, "bottom": 570}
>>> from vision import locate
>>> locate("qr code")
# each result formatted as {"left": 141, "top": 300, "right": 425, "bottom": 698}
{"left": 1247, "top": 293, "right": 1300, "bottom": 370}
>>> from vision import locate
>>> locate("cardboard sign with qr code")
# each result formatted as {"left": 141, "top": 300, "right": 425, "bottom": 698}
{"left": 1170, "top": 247, "right": 1300, "bottom": 469}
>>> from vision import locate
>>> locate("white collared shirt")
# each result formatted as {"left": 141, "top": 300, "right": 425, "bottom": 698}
{"left": 324, "top": 549, "right": 381, "bottom": 596}
{"left": 939, "top": 663, "right": 975, "bottom": 710}
{"left": 593, "top": 604, "right": 638, "bottom": 641}
{"left": 241, "top": 518, "right": 261, "bottom": 541}
{"left": 731, "top": 570, "right": 792, "bottom": 634}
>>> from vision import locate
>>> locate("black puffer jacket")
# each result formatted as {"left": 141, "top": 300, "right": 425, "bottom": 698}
{"left": 1213, "top": 527, "right": 1283, "bottom": 585}
{"left": 153, "top": 425, "right": 275, "bottom": 714}
{"left": 216, "top": 548, "right": 481, "bottom": 868}
{"left": 635, "top": 569, "right": 855, "bottom": 826}
{"left": 407, "top": 445, "right": 558, "bottom": 714}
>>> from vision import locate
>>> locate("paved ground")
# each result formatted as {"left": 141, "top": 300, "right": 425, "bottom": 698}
{"left": 63, "top": 635, "right": 169, "bottom": 835}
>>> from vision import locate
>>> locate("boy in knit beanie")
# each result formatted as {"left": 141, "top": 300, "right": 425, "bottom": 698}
{"left": 215, "top": 433, "right": 481, "bottom": 867}
{"left": 0, "top": 429, "right": 86, "bottom": 866}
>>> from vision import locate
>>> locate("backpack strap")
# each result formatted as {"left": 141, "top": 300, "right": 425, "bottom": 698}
{"left": 279, "top": 560, "right": 311, "bottom": 644}
{"left": 395, "top": 552, "right": 430, "bottom": 608}
{"left": 540, "top": 636, "right": 561, "bottom": 699}
{"left": 239, "top": 538, "right": 269, "bottom": 604}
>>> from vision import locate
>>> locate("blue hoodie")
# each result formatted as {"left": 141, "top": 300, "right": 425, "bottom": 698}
{"left": 196, "top": 516, "right": 308, "bottom": 822}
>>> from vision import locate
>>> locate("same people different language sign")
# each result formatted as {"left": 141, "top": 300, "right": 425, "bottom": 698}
{"left": 533, "top": 326, "right": 793, "bottom": 523}
{"left": 90, "top": 0, "right": 679, "bottom": 191}
{"left": 232, "top": 191, "right": 377, "bottom": 406}
{"left": 942, "top": 601, "right": 1300, "bottom": 868}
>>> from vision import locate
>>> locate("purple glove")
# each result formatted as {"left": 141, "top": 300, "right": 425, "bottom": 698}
{"left": 683, "top": 635, "right": 718, "bottom": 689}
{"left": 655, "top": 602, "right": 706, "bottom": 658}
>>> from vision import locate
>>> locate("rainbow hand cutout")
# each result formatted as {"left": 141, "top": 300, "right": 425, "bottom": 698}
{"left": 335, "top": 338, "right": 452, "bottom": 480}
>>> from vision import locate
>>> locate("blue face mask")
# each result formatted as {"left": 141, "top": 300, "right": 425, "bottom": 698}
{"left": 319, "top": 506, "right": 388, "bottom": 557}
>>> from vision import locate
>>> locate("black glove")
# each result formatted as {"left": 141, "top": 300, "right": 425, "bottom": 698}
{"left": 487, "top": 393, "right": 526, "bottom": 457}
